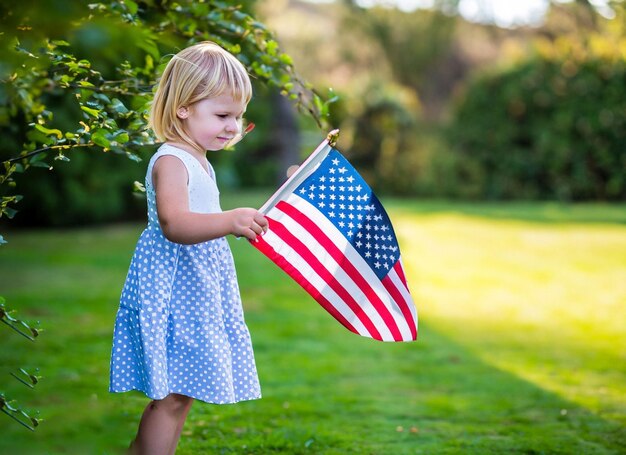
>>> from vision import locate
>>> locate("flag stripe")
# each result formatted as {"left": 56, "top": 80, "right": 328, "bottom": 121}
{"left": 258, "top": 229, "right": 373, "bottom": 337}
{"left": 389, "top": 261, "right": 418, "bottom": 336}
{"left": 253, "top": 233, "right": 364, "bottom": 336}
{"left": 270, "top": 200, "right": 403, "bottom": 340}
{"left": 382, "top": 266, "right": 417, "bottom": 340}
{"left": 395, "top": 258, "right": 409, "bottom": 289}
{"left": 275, "top": 199, "right": 407, "bottom": 341}
{"left": 264, "top": 216, "right": 384, "bottom": 340}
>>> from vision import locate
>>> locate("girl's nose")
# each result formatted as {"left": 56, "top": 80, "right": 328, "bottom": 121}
{"left": 225, "top": 118, "right": 240, "bottom": 134}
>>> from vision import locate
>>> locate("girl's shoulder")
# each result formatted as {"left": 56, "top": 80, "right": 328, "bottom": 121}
{"left": 149, "top": 144, "right": 199, "bottom": 172}
{"left": 146, "top": 144, "right": 195, "bottom": 186}
{"left": 151, "top": 143, "right": 192, "bottom": 162}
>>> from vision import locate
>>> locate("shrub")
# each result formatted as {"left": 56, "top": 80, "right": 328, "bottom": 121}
{"left": 448, "top": 52, "right": 626, "bottom": 200}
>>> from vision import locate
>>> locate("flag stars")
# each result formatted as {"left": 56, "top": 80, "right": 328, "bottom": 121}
{"left": 293, "top": 151, "right": 401, "bottom": 278}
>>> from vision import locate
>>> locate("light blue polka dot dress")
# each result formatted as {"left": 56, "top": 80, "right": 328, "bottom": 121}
{"left": 109, "top": 144, "right": 261, "bottom": 404}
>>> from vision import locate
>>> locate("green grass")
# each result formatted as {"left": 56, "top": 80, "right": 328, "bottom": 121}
{"left": 1, "top": 198, "right": 625, "bottom": 454}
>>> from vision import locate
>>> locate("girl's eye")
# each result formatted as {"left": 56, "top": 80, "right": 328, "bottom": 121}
{"left": 217, "top": 114, "right": 228, "bottom": 119}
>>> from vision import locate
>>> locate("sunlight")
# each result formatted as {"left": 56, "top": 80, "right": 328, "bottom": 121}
{"left": 394, "top": 211, "right": 626, "bottom": 419}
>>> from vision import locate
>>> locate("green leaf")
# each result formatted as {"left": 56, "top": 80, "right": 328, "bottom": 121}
{"left": 125, "top": 0, "right": 138, "bottom": 14}
{"left": 110, "top": 98, "right": 129, "bottom": 114}
{"left": 30, "top": 152, "right": 47, "bottom": 163}
{"left": 91, "top": 129, "right": 111, "bottom": 148}
{"left": 126, "top": 152, "right": 142, "bottom": 162}
{"left": 133, "top": 181, "right": 146, "bottom": 193}
{"left": 279, "top": 54, "right": 294, "bottom": 66}
{"left": 34, "top": 124, "right": 63, "bottom": 139}
{"left": 80, "top": 105, "right": 100, "bottom": 118}
{"left": 3, "top": 207, "right": 18, "bottom": 219}
{"left": 114, "top": 131, "right": 130, "bottom": 143}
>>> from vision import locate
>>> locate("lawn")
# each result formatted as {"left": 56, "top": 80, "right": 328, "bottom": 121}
{"left": 1, "top": 196, "right": 625, "bottom": 454}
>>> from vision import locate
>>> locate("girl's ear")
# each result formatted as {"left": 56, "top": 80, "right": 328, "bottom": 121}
{"left": 176, "top": 107, "right": 189, "bottom": 119}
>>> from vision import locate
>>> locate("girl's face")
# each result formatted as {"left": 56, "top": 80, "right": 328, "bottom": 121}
{"left": 181, "top": 94, "right": 247, "bottom": 152}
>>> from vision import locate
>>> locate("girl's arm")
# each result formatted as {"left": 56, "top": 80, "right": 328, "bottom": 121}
{"left": 153, "top": 155, "right": 268, "bottom": 244}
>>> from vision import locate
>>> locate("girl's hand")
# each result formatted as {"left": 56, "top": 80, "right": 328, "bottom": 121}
{"left": 229, "top": 208, "right": 268, "bottom": 241}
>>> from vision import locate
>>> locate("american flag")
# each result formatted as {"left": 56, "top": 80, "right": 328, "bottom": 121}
{"left": 252, "top": 137, "right": 417, "bottom": 342}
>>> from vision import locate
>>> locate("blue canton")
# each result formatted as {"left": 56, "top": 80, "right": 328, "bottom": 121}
{"left": 294, "top": 149, "right": 400, "bottom": 280}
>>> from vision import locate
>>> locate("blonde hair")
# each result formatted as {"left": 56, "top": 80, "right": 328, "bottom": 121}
{"left": 149, "top": 41, "right": 252, "bottom": 151}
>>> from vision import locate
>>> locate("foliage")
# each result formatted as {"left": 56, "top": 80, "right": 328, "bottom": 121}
{"left": 343, "top": 82, "right": 421, "bottom": 195}
{"left": 0, "top": 300, "right": 43, "bottom": 431}
{"left": 447, "top": 28, "right": 626, "bottom": 200}
{"left": 0, "top": 0, "right": 332, "bottom": 226}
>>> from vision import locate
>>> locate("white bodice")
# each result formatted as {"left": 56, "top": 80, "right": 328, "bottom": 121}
{"left": 145, "top": 144, "right": 222, "bottom": 227}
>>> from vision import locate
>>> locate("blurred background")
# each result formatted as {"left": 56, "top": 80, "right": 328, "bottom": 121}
{"left": 1, "top": 0, "right": 624, "bottom": 227}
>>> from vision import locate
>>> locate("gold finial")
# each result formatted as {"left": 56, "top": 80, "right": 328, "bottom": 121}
{"left": 326, "top": 129, "right": 340, "bottom": 148}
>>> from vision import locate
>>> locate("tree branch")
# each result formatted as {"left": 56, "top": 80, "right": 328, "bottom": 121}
{"left": 3, "top": 143, "right": 94, "bottom": 165}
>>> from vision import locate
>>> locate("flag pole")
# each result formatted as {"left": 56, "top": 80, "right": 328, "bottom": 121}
{"left": 258, "top": 129, "right": 340, "bottom": 215}
{"left": 326, "top": 129, "right": 340, "bottom": 148}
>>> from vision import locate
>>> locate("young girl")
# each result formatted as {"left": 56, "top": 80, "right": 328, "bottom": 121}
{"left": 109, "top": 41, "right": 268, "bottom": 455}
